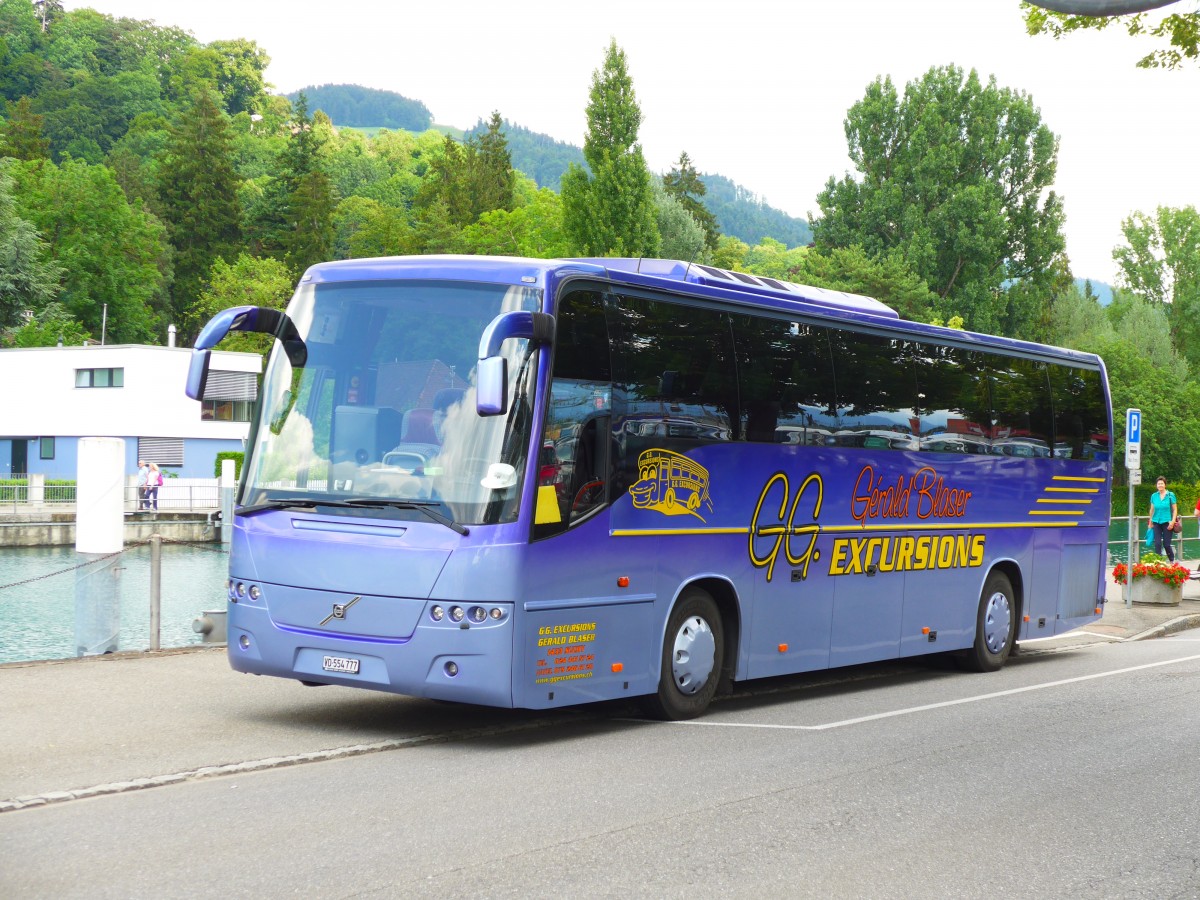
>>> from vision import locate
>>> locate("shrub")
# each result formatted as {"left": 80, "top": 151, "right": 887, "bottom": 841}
{"left": 214, "top": 452, "right": 245, "bottom": 479}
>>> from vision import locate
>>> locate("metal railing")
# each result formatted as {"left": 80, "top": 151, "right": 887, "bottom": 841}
{"left": 1107, "top": 514, "right": 1198, "bottom": 565}
{"left": 0, "top": 478, "right": 223, "bottom": 514}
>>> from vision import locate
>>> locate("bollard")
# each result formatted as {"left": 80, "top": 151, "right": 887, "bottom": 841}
{"left": 220, "top": 458, "right": 236, "bottom": 544}
{"left": 192, "top": 610, "right": 228, "bottom": 643}
{"left": 149, "top": 533, "right": 161, "bottom": 651}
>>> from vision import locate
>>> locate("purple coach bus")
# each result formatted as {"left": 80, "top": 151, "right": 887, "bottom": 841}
{"left": 186, "top": 256, "right": 1112, "bottom": 719}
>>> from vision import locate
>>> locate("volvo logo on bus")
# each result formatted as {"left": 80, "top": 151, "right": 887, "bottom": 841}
{"left": 319, "top": 595, "right": 362, "bottom": 626}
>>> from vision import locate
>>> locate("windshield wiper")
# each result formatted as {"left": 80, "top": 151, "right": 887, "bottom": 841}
{"left": 236, "top": 497, "right": 469, "bottom": 535}
{"left": 339, "top": 499, "right": 469, "bottom": 535}
{"left": 236, "top": 498, "right": 357, "bottom": 516}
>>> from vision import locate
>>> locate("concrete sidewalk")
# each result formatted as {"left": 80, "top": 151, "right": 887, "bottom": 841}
{"left": 3, "top": 560, "right": 1198, "bottom": 814}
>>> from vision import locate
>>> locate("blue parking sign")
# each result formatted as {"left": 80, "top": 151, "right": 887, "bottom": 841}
{"left": 1125, "top": 408, "right": 1141, "bottom": 470}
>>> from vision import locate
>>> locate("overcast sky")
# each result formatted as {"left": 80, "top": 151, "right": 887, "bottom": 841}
{"left": 69, "top": 0, "right": 1200, "bottom": 285}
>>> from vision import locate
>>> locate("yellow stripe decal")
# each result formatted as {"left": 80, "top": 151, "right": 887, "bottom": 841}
{"left": 1029, "top": 510, "right": 1084, "bottom": 516}
{"left": 1045, "top": 487, "right": 1099, "bottom": 493}
{"left": 612, "top": 521, "right": 1086, "bottom": 537}
{"left": 1052, "top": 476, "right": 1106, "bottom": 482}
{"left": 1035, "top": 498, "right": 1093, "bottom": 504}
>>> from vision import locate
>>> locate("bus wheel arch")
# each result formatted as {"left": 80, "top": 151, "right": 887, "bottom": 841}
{"left": 958, "top": 562, "right": 1022, "bottom": 673}
{"left": 644, "top": 578, "right": 740, "bottom": 720}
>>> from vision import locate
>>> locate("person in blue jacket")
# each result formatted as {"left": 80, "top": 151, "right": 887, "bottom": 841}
{"left": 1148, "top": 476, "right": 1179, "bottom": 562}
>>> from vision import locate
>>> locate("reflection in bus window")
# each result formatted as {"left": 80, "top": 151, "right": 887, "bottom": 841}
{"left": 732, "top": 316, "right": 839, "bottom": 445}
{"left": 828, "top": 331, "right": 918, "bottom": 450}
{"left": 990, "top": 356, "right": 1053, "bottom": 458}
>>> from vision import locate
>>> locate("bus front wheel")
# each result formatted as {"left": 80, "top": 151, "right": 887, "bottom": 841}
{"left": 645, "top": 588, "right": 723, "bottom": 720}
{"left": 958, "top": 571, "right": 1016, "bottom": 673}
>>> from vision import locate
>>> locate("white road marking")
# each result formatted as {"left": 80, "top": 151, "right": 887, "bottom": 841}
{"left": 661, "top": 652, "right": 1200, "bottom": 732}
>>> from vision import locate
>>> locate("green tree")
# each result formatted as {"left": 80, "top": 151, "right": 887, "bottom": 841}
{"left": 414, "top": 135, "right": 471, "bottom": 225}
{"left": 813, "top": 65, "right": 1066, "bottom": 335}
{"left": 248, "top": 93, "right": 336, "bottom": 272}
{"left": 455, "top": 186, "right": 570, "bottom": 258}
{"left": 0, "top": 161, "right": 61, "bottom": 329}
{"left": 1112, "top": 205, "right": 1200, "bottom": 372}
{"left": 207, "top": 39, "right": 270, "bottom": 115}
{"left": 1084, "top": 337, "right": 1200, "bottom": 482}
{"left": 1047, "top": 280, "right": 1115, "bottom": 349}
{"left": 5, "top": 301, "right": 90, "bottom": 347}
{"left": 785, "top": 245, "right": 938, "bottom": 323}
{"left": 10, "top": 157, "right": 166, "bottom": 342}
{"left": 156, "top": 91, "right": 242, "bottom": 342}
{"left": 662, "top": 151, "right": 719, "bottom": 249}
{"left": 0, "top": 96, "right": 50, "bottom": 161}
{"left": 561, "top": 39, "right": 659, "bottom": 257}
{"left": 1105, "top": 287, "right": 1190, "bottom": 380}
{"left": 711, "top": 235, "right": 749, "bottom": 270}
{"left": 332, "top": 195, "right": 412, "bottom": 258}
{"left": 467, "top": 111, "right": 516, "bottom": 221}
{"left": 1025, "top": 3, "right": 1200, "bottom": 69}
{"left": 653, "top": 182, "right": 711, "bottom": 264}
{"left": 193, "top": 254, "right": 293, "bottom": 358}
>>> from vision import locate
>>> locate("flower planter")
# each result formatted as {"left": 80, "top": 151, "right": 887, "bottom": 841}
{"left": 1129, "top": 578, "right": 1183, "bottom": 606}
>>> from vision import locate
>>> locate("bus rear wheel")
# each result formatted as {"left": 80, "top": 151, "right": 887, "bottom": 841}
{"left": 645, "top": 588, "right": 723, "bottom": 720}
{"left": 958, "top": 571, "right": 1016, "bottom": 673}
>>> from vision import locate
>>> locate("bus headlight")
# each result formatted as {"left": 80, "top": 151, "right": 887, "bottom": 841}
{"left": 430, "top": 605, "right": 444, "bottom": 621}
{"left": 449, "top": 606, "right": 464, "bottom": 622}
{"left": 469, "top": 606, "right": 486, "bottom": 623}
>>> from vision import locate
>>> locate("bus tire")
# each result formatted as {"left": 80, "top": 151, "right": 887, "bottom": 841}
{"left": 958, "top": 571, "right": 1016, "bottom": 673}
{"left": 644, "top": 588, "right": 723, "bottom": 720}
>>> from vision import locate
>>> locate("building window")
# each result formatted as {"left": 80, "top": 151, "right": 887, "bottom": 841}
{"left": 39, "top": 437, "right": 55, "bottom": 460}
{"left": 75, "top": 367, "right": 124, "bottom": 388}
{"left": 201, "top": 399, "right": 253, "bottom": 422}
{"left": 137, "top": 437, "right": 184, "bottom": 467}
{"left": 201, "top": 370, "right": 257, "bottom": 422}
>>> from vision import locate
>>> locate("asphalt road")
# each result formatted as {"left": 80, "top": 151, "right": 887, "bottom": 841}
{"left": 4, "top": 637, "right": 1200, "bottom": 899}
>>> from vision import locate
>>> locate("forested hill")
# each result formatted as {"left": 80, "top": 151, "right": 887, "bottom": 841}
{"left": 288, "top": 84, "right": 432, "bottom": 132}
{"left": 701, "top": 174, "right": 813, "bottom": 248}
{"left": 457, "top": 117, "right": 812, "bottom": 249}
{"left": 463, "top": 119, "right": 585, "bottom": 193}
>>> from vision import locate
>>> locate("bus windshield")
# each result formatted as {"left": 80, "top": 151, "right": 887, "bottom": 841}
{"left": 241, "top": 279, "right": 541, "bottom": 526}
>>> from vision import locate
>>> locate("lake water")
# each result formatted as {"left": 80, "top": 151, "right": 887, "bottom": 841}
{"left": 0, "top": 543, "right": 230, "bottom": 664}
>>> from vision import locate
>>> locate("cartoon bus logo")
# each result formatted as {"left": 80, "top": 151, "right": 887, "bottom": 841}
{"left": 629, "top": 449, "right": 713, "bottom": 521}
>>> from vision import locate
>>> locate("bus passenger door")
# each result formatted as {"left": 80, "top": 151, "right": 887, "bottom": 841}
{"left": 518, "top": 288, "right": 658, "bottom": 708}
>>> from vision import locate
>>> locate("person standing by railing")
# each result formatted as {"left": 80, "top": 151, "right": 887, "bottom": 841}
{"left": 1148, "top": 476, "right": 1178, "bottom": 563}
{"left": 136, "top": 460, "right": 150, "bottom": 511}
{"left": 145, "top": 463, "right": 162, "bottom": 511}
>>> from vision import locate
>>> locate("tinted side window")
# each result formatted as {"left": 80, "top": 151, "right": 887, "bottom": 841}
{"left": 989, "top": 356, "right": 1053, "bottom": 457}
{"left": 1049, "top": 365, "right": 1110, "bottom": 460}
{"left": 610, "top": 294, "right": 738, "bottom": 496}
{"left": 828, "top": 331, "right": 918, "bottom": 450}
{"left": 914, "top": 343, "right": 991, "bottom": 454}
{"left": 732, "top": 316, "right": 838, "bottom": 445}
{"left": 535, "top": 290, "right": 613, "bottom": 539}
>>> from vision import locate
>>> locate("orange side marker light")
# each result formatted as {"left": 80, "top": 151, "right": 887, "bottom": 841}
{"left": 611, "top": 662, "right": 623, "bottom": 673}
{"left": 617, "top": 576, "right": 630, "bottom": 588}
{"left": 921, "top": 627, "right": 930, "bottom": 635}
{"left": 778, "top": 643, "right": 788, "bottom": 653}
{"left": 1024, "top": 615, "right": 1031, "bottom": 622}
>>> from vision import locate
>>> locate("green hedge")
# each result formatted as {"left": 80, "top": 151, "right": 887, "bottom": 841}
{"left": 0, "top": 479, "right": 74, "bottom": 501}
{"left": 1110, "top": 480, "right": 1199, "bottom": 518}
{"left": 214, "top": 452, "right": 245, "bottom": 479}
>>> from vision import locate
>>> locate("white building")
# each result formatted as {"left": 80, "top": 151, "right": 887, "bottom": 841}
{"left": 0, "top": 344, "right": 261, "bottom": 479}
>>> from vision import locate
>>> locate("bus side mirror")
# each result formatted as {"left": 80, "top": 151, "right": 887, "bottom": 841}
{"left": 476, "top": 311, "right": 554, "bottom": 416}
{"left": 185, "top": 306, "right": 307, "bottom": 400}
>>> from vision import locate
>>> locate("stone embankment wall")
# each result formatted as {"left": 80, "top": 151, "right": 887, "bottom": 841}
{"left": 0, "top": 513, "right": 218, "bottom": 547}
